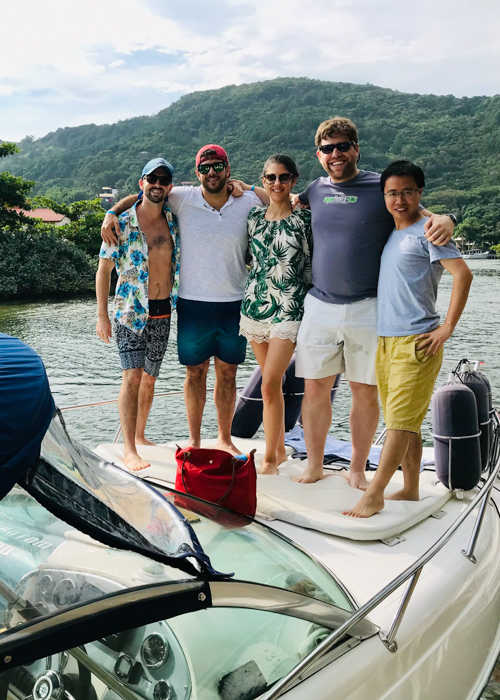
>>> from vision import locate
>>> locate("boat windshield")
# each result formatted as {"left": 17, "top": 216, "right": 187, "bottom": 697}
{"left": 0, "top": 487, "right": 356, "bottom": 700}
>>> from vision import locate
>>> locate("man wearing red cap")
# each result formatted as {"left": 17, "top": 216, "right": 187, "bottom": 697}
{"left": 101, "top": 145, "right": 267, "bottom": 455}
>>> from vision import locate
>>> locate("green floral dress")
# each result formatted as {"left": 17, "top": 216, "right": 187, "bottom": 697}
{"left": 240, "top": 206, "right": 312, "bottom": 343}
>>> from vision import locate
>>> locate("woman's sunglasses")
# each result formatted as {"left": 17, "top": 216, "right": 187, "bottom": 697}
{"left": 318, "top": 141, "right": 356, "bottom": 154}
{"left": 262, "top": 173, "right": 294, "bottom": 184}
{"left": 145, "top": 174, "right": 172, "bottom": 186}
{"left": 198, "top": 162, "right": 226, "bottom": 174}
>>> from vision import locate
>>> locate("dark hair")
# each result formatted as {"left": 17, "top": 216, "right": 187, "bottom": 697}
{"left": 380, "top": 160, "right": 425, "bottom": 191}
{"left": 261, "top": 154, "right": 299, "bottom": 179}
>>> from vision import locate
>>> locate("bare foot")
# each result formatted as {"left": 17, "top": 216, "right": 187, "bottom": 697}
{"left": 123, "top": 452, "right": 151, "bottom": 472}
{"left": 386, "top": 488, "right": 419, "bottom": 502}
{"left": 343, "top": 490, "right": 384, "bottom": 518}
{"left": 215, "top": 439, "right": 242, "bottom": 457}
{"left": 135, "top": 436, "right": 156, "bottom": 446}
{"left": 292, "top": 466, "right": 324, "bottom": 484}
{"left": 258, "top": 461, "right": 279, "bottom": 475}
{"left": 341, "top": 470, "right": 369, "bottom": 491}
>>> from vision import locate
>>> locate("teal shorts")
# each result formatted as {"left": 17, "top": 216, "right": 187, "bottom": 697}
{"left": 176, "top": 298, "right": 247, "bottom": 366}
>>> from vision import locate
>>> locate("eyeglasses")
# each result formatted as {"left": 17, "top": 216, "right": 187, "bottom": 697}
{"left": 318, "top": 141, "right": 356, "bottom": 154}
{"left": 384, "top": 189, "right": 420, "bottom": 199}
{"left": 263, "top": 173, "right": 294, "bottom": 184}
{"left": 145, "top": 174, "right": 172, "bottom": 186}
{"left": 198, "top": 162, "right": 226, "bottom": 175}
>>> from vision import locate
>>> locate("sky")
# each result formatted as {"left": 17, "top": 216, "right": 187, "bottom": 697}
{"left": 2, "top": 0, "right": 499, "bottom": 142}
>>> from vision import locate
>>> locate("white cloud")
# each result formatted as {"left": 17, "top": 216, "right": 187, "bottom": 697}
{"left": 1, "top": 0, "right": 499, "bottom": 140}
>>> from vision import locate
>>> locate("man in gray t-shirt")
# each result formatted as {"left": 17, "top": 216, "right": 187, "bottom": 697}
{"left": 292, "top": 117, "right": 456, "bottom": 487}
{"left": 345, "top": 160, "right": 472, "bottom": 518}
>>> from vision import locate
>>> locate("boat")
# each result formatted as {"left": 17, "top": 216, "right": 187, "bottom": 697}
{"left": 463, "top": 249, "right": 490, "bottom": 259}
{"left": 0, "top": 340, "right": 499, "bottom": 699}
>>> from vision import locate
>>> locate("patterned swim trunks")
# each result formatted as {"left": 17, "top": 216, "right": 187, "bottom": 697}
{"left": 114, "top": 298, "right": 171, "bottom": 377}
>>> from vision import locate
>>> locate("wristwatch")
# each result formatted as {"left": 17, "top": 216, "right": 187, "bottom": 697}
{"left": 448, "top": 213, "right": 458, "bottom": 226}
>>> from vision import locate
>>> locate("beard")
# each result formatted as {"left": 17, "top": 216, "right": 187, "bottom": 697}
{"left": 327, "top": 158, "right": 357, "bottom": 182}
{"left": 144, "top": 190, "right": 167, "bottom": 204}
{"left": 202, "top": 173, "right": 227, "bottom": 195}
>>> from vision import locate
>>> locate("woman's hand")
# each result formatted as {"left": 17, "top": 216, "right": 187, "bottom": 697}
{"left": 415, "top": 324, "right": 452, "bottom": 355}
{"left": 227, "top": 179, "right": 246, "bottom": 197}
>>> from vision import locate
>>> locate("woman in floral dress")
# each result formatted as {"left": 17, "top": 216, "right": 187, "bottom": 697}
{"left": 240, "top": 154, "right": 312, "bottom": 474}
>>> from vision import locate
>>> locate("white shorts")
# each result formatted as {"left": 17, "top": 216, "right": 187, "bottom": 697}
{"left": 295, "top": 294, "right": 378, "bottom": 385}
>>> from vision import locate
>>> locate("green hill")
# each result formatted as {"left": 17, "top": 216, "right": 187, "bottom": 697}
{"left": 2, "top": 77, "right": 500, "bottom": 246}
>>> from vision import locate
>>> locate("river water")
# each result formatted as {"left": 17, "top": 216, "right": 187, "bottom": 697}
{"left": 0, "top": 259, "right": 499, "bottom": 696}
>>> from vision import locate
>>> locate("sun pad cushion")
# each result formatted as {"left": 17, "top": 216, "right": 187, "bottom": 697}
{"left": 94, "top": 441, "right": 448, "bottom": 541}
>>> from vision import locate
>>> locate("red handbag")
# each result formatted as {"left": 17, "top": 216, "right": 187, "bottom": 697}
{"left": 175, "top": 446, "right": 257, "bottom": 517}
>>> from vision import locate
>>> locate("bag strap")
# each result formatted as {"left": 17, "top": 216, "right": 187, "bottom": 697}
{"left": 180, "top": 451, "right": 191, "bottom": 494}
{"left": 180, "top": 451, "right": 238, "bottom": 506}
{"left": 215, "top": 458, "right": 238, "bottom": 505}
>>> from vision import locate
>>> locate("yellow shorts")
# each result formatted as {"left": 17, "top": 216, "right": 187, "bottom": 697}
{"left": 376, "top": 335, "right": 443, "bottom": 434}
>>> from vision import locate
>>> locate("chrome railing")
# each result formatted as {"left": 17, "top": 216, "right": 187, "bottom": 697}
{"left": 58, "top": 390, "right": 500, "bottom": 699}
{"left": 259, "top": 408, "right": 500, "bottom": 699}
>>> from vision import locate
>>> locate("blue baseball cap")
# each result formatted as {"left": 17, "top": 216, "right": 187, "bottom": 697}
{"left": 141, "top": 158, "right": 174, "bottom": 179}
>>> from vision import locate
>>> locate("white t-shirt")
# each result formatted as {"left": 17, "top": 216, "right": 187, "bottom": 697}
{"left": 166, "top": 186, "right": 262, "bottom": 302}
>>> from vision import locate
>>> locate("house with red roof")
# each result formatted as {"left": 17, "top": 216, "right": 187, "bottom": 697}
{"left": 12, "top": 208, "right": 71, "bottom": 227}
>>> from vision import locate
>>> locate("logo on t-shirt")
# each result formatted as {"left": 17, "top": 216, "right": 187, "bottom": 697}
{"left": 323, "top": 195, "right": 358, "bottom": 204}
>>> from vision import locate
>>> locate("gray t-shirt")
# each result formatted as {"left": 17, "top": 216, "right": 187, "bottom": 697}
{"left": 167, "top": 186, "right": 262, "bottom": 302}
{"left": 377, "top": 217, "right": 462, "bottom": 337}
{"left": 299, "top": 171, "right": 394, "bottom": 304}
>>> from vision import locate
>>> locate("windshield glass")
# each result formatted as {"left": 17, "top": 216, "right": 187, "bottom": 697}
{"left": 0, "top": 607, "right": 337, "bottom": 700}
{"left": 157, "top": 489, "right": 352, "bottom": 611}
{"left": 30, "top": 413, "right": 219, "bottom": 577}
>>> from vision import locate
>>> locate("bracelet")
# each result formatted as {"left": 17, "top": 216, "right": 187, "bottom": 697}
{"left": 251, "top": 185, "right": 255, "bottom": 192}
{"left": 107, "top": 209, "right": 117, "bottom": 216}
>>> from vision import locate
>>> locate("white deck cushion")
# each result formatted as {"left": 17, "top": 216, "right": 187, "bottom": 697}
{"left": 93, "top": 440, "right": 448, "bottom": 541}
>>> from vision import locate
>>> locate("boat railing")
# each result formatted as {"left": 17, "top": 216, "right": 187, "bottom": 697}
{"left": 260, "top": 408, "right": 500, "bottom": 699}
{"left": 58, "top": 391, "right": 500, "bottom": 700}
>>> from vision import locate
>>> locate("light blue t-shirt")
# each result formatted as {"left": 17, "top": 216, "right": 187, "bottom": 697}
{"left": 377, "top": 217, "right": 462, "bottom": 336}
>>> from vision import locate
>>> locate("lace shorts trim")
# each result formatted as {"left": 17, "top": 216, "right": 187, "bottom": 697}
{"left": 239, "top": 315, "right": 301, "bottom": 344}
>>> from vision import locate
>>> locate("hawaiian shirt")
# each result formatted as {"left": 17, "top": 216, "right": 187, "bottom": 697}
{"left": 99, "top": 202, "right": 180, "bottom": 335}
{"left": 242, "top": 207, "right": 312, "bottom": 323}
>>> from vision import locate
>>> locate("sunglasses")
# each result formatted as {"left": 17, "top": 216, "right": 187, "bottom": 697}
{"left": 262, "top": 173, "right": 294, "bottom": 184}
{"left": 198, "top": 161, "right": 226, "bottom": 175}
{"left": 145, "top": 174, "right": 172, "bottom": 186}
{"left": 318, "top": 141, "right": 357, "bottom": 154}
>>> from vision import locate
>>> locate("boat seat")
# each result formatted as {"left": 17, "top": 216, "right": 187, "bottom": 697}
{"left": 94, "top": 440, "right": 449, "bottom": 542}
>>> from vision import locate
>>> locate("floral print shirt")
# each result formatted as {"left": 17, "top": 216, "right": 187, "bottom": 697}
{"left": 242, "top": 207, "right": 312, "bottom": 323}
{"left": 99, "top": 203, "right": 180, "bottom": 335}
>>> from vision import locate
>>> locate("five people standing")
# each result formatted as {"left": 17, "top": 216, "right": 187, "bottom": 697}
{"left": 99, "top": 119, "right": 469, "bottom": 518}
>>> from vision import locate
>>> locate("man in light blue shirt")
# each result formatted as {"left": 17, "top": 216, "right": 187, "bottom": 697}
{"left": 345, "top": 160, "right": 473, "bottom": 518}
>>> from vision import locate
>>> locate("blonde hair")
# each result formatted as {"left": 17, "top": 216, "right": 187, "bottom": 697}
{"left": 315, "top": 117, "right": 358, "bottom": 148}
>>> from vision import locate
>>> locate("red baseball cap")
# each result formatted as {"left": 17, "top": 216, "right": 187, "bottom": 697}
{"left": 196, "top": 144, "right": 229, "bottom": 168}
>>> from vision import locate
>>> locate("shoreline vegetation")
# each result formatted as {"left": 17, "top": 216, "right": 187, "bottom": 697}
{"left": 1, "top": 77, "right": 500, "bottom": 300}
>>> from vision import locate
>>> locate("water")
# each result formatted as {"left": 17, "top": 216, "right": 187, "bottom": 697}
{"left": 0, "top": 259, "right": 499, "bottom": 695}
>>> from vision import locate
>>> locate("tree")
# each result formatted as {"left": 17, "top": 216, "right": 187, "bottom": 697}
{"left": 33, "top": 195, "right": 106, "bottom": 256}
{"left": 0, "top": 144, "right": 97, "bottom": 299}
{"left": 0, "top": 143, "right": 34, "bottom": 230}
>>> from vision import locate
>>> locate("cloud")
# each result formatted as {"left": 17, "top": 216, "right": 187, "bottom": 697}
{"left": 1, "top": 0, "right": 499, "bottom": 140}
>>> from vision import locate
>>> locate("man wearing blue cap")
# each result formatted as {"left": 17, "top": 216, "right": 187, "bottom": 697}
{"left": 96, "top": 158, "right": 180, "bottom": 471}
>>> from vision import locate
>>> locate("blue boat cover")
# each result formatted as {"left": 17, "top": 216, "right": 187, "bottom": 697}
{"left": 0, "top": 333, "right": 55, "bottom": 500}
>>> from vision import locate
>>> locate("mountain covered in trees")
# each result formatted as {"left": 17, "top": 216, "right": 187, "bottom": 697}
{"left": 2, "top": 77, "right": 500, "bottom": 247}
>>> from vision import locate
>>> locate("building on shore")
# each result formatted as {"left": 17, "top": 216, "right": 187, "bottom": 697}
{"left": 12, "top": 208, "right": 71, "bottom": 227}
